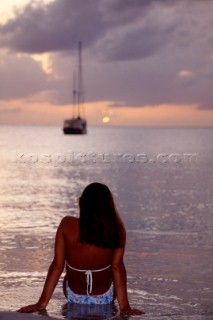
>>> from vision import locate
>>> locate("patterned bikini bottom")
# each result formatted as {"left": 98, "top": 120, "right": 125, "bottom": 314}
{"left": 66, "top": 281, "right": 114, "bottom": 304}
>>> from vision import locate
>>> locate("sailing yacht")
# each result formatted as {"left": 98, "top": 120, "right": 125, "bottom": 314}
{"left": 63, "top": 42, "right": 87, "bottom": 134}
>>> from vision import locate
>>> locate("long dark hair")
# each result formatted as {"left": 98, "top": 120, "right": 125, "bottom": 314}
{"left": 79, "top": 182, "right": 125, "bottom": 249}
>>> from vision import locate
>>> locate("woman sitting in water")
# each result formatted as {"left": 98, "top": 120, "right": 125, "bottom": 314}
{"left": 18, "top": 182, "right": 143, "bottom": 316}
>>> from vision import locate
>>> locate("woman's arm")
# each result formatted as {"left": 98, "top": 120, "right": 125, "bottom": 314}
{"left": 18, "top": 218, "right": 66, "bottom": 313}
{"left": 112, "top": 240, "right": 144, "bottom": 315}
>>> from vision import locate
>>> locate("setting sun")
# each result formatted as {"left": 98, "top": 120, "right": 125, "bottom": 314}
{"left": 102, "top": 116, "right": 110, "bottom": 124}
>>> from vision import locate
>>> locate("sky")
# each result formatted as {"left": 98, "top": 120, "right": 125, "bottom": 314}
{"left": 0, "top": 0, "right": 213, "bottom": 127}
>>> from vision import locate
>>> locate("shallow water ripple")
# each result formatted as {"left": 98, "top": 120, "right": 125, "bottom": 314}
{"left": 0, "top": 126, "right": 213, "bottom": 319}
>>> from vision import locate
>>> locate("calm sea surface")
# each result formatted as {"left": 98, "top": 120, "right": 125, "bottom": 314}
{"left": 0, "top": 125, "right": 212, "bottom": 319}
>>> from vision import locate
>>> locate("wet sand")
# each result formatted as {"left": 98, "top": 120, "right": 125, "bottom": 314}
{"left": 0, "top": 312, "right": 58, "bottom": 320}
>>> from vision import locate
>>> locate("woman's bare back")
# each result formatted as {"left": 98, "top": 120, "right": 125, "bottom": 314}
{"left": 62, "top": 216, "right": 113, "bottom": 295}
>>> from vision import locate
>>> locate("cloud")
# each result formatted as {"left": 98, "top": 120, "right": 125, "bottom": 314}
{"left": 179, "top": 70, "right": 193, "bottom": 78}
{"left": 0, "top": 106, "right": 22, "bottom": 114}
{"left": 0, "top": 53, "right": 55, "bottom": 100}
{"left": 0, "top": 0, "right": 107, "bottom": 53}
{"left": 0, "top": 0, "right": 212, "bottom": 110}
{"left": 0, "top": 0, "right": 179, "bottom": 58}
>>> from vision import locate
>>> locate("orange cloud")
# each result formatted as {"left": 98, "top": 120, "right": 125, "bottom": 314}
{"left": 0, "top": 100, "right": 213, "bottom": 127}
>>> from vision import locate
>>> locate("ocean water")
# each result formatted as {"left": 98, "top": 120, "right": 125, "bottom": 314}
{"left": 0, "top": 125, "right": 212, "bottom": 319}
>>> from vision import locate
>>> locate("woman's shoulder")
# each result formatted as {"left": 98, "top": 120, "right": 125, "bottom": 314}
{"left": 61, "top": 215, "right": 79, "bottom": 222}
{"left": 59, "top": 216, "right": 79, "bottom": 229}
{"left": 59, "top": 216, "right": 80, "bottom": 241}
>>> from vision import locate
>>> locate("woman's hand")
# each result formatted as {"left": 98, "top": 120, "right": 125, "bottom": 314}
{"left": 17, "top": 303, "right": 46, "bottom": 313}
{"left": 120, "top": 307, "right": 145, "bottom": 316}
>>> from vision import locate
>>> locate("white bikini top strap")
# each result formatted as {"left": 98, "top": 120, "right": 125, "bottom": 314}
{"left": 66, "top": 263, "right": 111, "bottom": 273}
{"left": 85, "top": 270, "right": 93, "bottom": 295}
{"left": 66, "top": 263, "right": 111, "bottom": 295}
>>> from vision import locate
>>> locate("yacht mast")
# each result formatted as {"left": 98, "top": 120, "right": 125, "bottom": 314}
{"left": 72, "top": 70, "right": 77, "bottom": 118}
{"left": 77, "top": 41, "right": 83, "bottom": 117}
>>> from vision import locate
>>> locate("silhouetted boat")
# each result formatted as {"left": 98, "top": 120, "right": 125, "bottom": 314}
{"left": 63, "top": 42, "right": 87, "bottom": 134}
